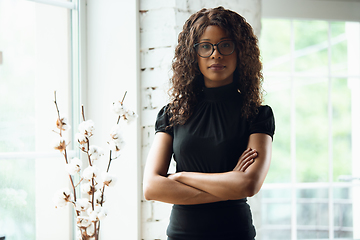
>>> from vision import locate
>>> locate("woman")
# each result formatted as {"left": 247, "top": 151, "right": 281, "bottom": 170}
{"left": 143, "top": 6, "right": 275, "bottom": 240}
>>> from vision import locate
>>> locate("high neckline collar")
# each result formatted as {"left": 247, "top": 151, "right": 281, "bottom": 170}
{"left": 201, "top": 81, "right": 241, "bottom": 101}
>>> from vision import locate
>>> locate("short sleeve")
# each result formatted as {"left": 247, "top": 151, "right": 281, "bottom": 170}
{"left": 155, "top": 105, "right": 174, "bottom": 138}
{"left": 249, "top": 105, "right": 275, "bottom": 140}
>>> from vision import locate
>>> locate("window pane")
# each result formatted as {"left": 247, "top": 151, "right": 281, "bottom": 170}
{"left": 331, "top": 22, "right": 347, "bottom": 75}
{"left": 332, "top": 78, "right": 352, "bottom": 182}
{"left": 297, "top": 188, "right": 329, "bottom": 239}
{"left": 297, "top": 188, "right": 328, "bottom": 199}
{"left": 295, "top": 77, "right": 328, "bottom": 182}
{"left": 261, "top": 188, "right": 291, "bottom": 240}
{"left": 334, "top": 202, "right": 353, "bottom": 238}
{"left": 0, "top": 158, "right": 35, "bottom": 239}
{"left": 0, "top": 2, "right": 36, "bottom": 153}
{"left": 294, "top": 20, "right": 329, "bottom": 75}
{"left": 297, "top": 229, "right": 329, "bottom": 239}
{"left": 263, "top": 77, "right": 292, "bottom": 183}
{"left": 260, "top": 19, "right": 291, "bottom": 73}
{"left": 333, "top": 187, "right": 354, "bottom": 239}
{"left": 262, "top": 228, "right": 291, "bottom": 240}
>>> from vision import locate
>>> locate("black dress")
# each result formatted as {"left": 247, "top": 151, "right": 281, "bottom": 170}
{"left": 155, "top": 81, "right": 275, "bottom": 240}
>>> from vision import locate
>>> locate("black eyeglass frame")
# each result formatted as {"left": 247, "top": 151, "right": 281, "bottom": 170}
{"left": 193, "top": 40, "right": 236, "bottom": 58}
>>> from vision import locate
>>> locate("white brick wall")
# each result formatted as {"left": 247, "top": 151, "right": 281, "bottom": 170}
{"left": 140, "top": 1, "right": 261, "bottom": 239}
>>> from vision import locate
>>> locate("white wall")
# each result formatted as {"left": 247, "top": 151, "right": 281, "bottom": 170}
{"left": 86, "top": 0, "right": 141, "bottom": 239}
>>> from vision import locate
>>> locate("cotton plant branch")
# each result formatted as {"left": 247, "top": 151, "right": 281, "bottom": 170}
{"left": 100, "top": 91, "right": 128, "bottom": 206}
{"left": 53, "top": 91, "right": 78, "bottom": 207}
{"left": 52, "top": 90, "right": 136, "bottom": 240}
{"left": 79, "top": 105, "right": 96, "bottom": 215}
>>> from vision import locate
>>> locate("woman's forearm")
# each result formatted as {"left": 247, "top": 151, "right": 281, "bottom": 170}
{"left": 143, "top": 174, "right": 226, "bottom": 205}
{"left": 169, "top": 171, "right": 253, "bottom": 200}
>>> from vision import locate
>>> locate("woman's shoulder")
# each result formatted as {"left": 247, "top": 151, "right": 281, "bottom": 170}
{"left": 257, "top": 105, "right": 274, "bottom": 117}
{"left": 156, "top": 104, "right": 172, "bottom": 124}
{"left": 155, "top": 104, "right": 173, "bottom": 136}
{"left": 157, "top": 104, "right": 170, "bottom": 115}
{"left": 249, "top": 105, "right": 275, "bottom": 138}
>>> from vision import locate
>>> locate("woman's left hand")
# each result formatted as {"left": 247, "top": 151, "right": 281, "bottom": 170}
{"left": 233, "top": 148, "right": 257, "bottom": 172}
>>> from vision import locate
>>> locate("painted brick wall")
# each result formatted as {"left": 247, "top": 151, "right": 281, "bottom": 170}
{"left": 140, "top": 1, "right": 261, "bottom": 239}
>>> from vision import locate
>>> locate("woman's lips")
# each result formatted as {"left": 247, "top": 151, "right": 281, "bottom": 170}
{"left": 209, "top": 64, "right": 225, "bottom": 70}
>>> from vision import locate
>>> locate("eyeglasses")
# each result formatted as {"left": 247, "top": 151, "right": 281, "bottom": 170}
{"left": 194, "top": 40, "right": 236, "bottom": 58}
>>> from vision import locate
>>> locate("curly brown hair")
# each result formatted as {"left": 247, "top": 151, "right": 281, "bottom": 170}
{"left": 168, "top": 6, "right": 263, "bottom": 126}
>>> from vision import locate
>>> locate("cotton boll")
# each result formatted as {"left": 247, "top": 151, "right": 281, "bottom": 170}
{"left": 65, "top": 163, "right": 77, "bottom": 175}
{"left": 75, "top": 198, "right": 91, "bottom": 212}
{"left": 93, "top": 205, "right": 102, "bottom": 214}
{"left": 94, "top": 190, "right": 106, "bottom": 205}
{"left": 112, "top": 101, "right": 127, "bottom": 116}
{"left": 87, "top": 206, "right": 107, "bottom": 222}
{"left": 77, "top": 216, "right": 92, "bottom": 228}
{"left": 82, "top": 166, "right": 99, "bottom": 180}
{"left": 102, "top": 172, "right": 117, "bottom": 187}
{"left": 81, "top": 182, "right": 93, "bottom": 195}
{"left": 54, "top": 137, "right": 67, "bottom": 152}
{"left": 109, "top": 125, "right": 122, "bottom": 139}
{"left": 75, "top": 132, "right": 87, "bottom": 145}
{"left": 97, "top": 207, "right": 108, "bottom": 220}
{"left": 71, "top": 157, "right": 82, "bottom": 170}
{"left": 108, "top": 139, "right": 124, "bottom": 152}
{"left": 78, "top": 120, "right": 95, "bottom": 137}
{"left": 53, "top": 188, "right": 73, "bottom": 208}
{"left": 108, "top": 125, "right": 125, "bottom": 152}
{"left": 88, "top": 145, "right": 104, "bottom": 161}
{"left": 66, "top": 157, "right": 82, "bottom": 175}
{"left": 87, "top": 209, "right": 98, "bottom": 222}
{"left": 56, "top": 117, "right": 71, "bottom": 131}
{"left": 53, "top": 195, "right": 67, "bottom": 208}
{"left": 124, "top": 110, "right": 138, "bottom": 123}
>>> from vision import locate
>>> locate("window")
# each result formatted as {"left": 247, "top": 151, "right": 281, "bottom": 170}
{"left": 0, "top": 0, "right": 80, "bottom": 239}
{"left": 260, "top": 18, "right": 360, "bottom": 240}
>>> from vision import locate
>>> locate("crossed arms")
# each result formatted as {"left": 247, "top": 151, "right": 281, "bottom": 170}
{"left": 143, "top": 132, "right": 272, "bottom": 205}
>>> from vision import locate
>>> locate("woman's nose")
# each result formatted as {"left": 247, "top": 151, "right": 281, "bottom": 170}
{"left": 211, "top": 46, "right": 222, "bottom": 59}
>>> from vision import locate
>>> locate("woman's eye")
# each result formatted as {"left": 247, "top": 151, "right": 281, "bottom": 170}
{"left": 201, "top": 44, "right": 211, "bottom": 49}
{"left": 221, "top": 43, "right": 231, "bottom": 48}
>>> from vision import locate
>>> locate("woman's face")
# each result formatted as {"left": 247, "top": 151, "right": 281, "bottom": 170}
{"left": 196, "top": 25, "right": 237, "bottom": 88}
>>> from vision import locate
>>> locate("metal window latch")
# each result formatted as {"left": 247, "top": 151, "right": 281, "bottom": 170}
{"left": 338, "top": 175, "right": 360, "bottom": 182}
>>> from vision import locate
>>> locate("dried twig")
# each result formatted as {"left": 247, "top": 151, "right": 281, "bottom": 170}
{"left": 54, "top": 91, "right": 77, "bottom": 205}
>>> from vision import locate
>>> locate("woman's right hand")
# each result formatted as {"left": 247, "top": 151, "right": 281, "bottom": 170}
{"left": 233, "top": 148, "right": 257, "bottom": 172}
